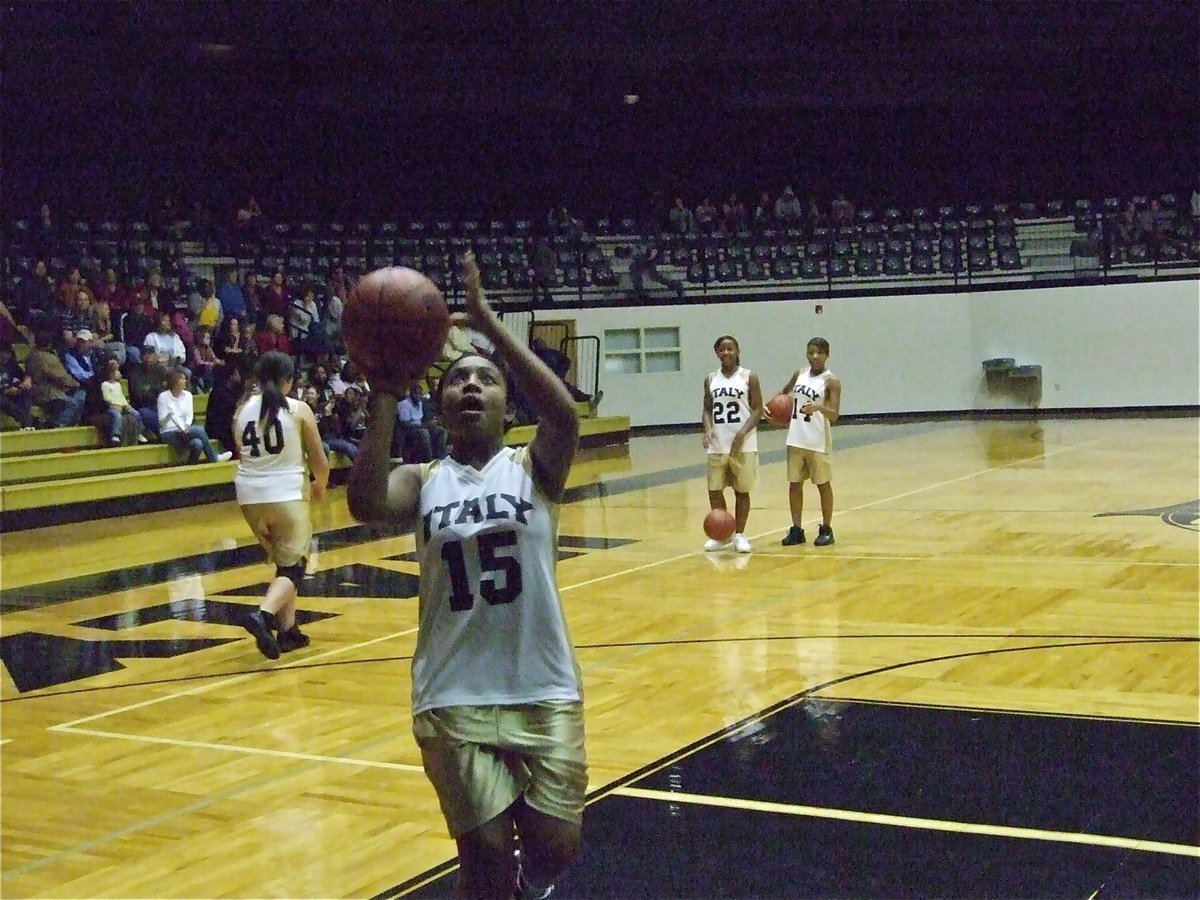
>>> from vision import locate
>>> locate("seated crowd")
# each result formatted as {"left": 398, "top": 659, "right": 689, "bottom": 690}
{"left": 0, "top": 258, "right": 463, "bottom": 467}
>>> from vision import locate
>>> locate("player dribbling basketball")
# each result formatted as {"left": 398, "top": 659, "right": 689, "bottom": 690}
{"left": 347, "top": 252, "right": 585, "bottom": 900}
{"left": 702, "top": 334, "right": 764, "bottom": 553}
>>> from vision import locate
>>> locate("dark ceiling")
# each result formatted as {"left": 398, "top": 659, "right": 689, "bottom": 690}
{"left": 3, "top": 1, "right": 1198, "bottom": 218}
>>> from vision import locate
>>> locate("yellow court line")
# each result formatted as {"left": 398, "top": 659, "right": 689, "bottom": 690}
{"left": 56, "top": 726, "right": 426, "bottom": 772}
{"left": 746, "top": 552, "right": 1197, "bottom": 567}
{"left": 613, "top": 786, "right": 1200, "bottom": 858}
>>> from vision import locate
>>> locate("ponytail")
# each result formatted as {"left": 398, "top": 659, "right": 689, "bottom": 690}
{"left": 253, "top": 350, "right": 295, "bottom": 430}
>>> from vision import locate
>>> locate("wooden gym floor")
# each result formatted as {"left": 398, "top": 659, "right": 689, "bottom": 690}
{"left": 1, "top": 414, "right": 1197, "bottom": 898}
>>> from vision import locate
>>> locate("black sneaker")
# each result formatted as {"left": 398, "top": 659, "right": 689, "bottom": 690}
{"left": 814, "top": 525, "right": 835, "bottom": 547}
{"left": 277, "top": 625, "right": 311, "bottom": 653}
{"left": 781, "top": 526, "right": 806, "bottom": 546}
{"left": 243, "top": 609, "right": 281, "bottom": 660}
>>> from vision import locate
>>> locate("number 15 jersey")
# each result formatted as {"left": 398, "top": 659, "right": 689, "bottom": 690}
{"left": 413, "top": 446, "right": 583, "bottom": 715}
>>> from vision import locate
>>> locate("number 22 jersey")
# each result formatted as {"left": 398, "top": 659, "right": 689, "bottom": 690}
{"left": 412, "top": 445, "right": 583, "bottom": 715}
{"left": 707, "top": 366, "right": 758, "bottom": 455}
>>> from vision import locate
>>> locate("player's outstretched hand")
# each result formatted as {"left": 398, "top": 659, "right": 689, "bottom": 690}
{"left": 454, "top": 251, "right": 498, "bottom": 331}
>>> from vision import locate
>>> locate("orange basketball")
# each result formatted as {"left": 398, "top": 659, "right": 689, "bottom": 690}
{"left": 703, "top": 508, "right": 736, "bottom": 542}
{"left": 766, "top": 393, "right": 793, "bottom": 424}
{"left": 343, "top": 267, "right": 450, "bottom": 382}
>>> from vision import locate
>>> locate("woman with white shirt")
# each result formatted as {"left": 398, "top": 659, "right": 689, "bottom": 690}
{"left": 157, "top": 369, "right": 232, "bottom": 463}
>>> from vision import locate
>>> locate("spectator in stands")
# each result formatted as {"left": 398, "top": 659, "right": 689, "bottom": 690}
{"left": 630, "top": 237, "right": 685, "bottom": 300}
{"left": 26, "top": 329, "right": 85, "bottom": 427}
{"left": 128, "top": 352, "right": 169, "bottom": 437}
{"left": 100, "top": 357, "right": 145, "bottom": 445}
{"left": 157, "top": 369, "right": 231, "bottom": 463}
{"left": 530, "top": 235, "right": 557, "bottom": 303}
{"left": 0, "top": 342, "right": 35, "bottom": 429}
{"left": 807, "top": 195, "right": 825, "bottom": 229}
{"left": 192, "top": 279, "right": 223, "bottom": 331}
{"left": 830, "top": 193, "right": 856, "bottom": 226}
{"left": 170, "top": 307, "right": 195, "bottom": 358}
{"left": 203, "top": 360, "right": 246, "bottom": 456}
{"left": 289, "top": 283, "right": 328, "bottom": 360}
{"left": 308, "top": 363, "right": 333, "bottom": 405}
{"left": 242, "top": 273, "right": 262, "bottom": 324}
{"left": 336, "top": 383, "right": 368, "bottom": 444}
{"left": 218, "top": 269, "right": 246, "bottom": 319}
{"left": 215, "top": 315, "right": 249, "bottom": 366}
{"left": 1117, "top": 201, "right": 1140, "bottom": 244}
{"left": 753, "top": 192, "right": 775, "bottom": 230}
{"left": 305, "top": 385, "right": 358, "bottom": 461}
{"left": 0, "top": 299, "right": 27, "bottom": 347}
{"left": 135, "top": 268, "right": 173, "bottom": 313}
{"left": 530, "top": 338, "right": 593, "bottom": 405}
{"left": 119, "top": 300, "right": 154, "bottom": 366}
{"left": 323, "top": 282, "right": 344, "bottom": 352}
{"left": 35, "top": 203, "right": 56, "bottom": 257}
{"left": 55, "top": 290, "right": 84, "bottom": 340}
{"left": 775, "top": 186, "right": 804, "bottom": 226}
{"left": 190, "top": 327, "right": 222, "bottom": 393}
{"left": 255, "top": 313, "right": 292, "bottom": 356}
{"left": 695, "top": 197, "right": 719, "bottom": 234}
{"left": 89, "top": 299, "right": 126, "bottom": 366}
{"left": 234, "top": 194, "right": 263, "bottom": 242}
{"left": 393, "top": 381, "right": 447, "bottom": 462}
{"left": 1191, "top": 183, "right": 1200, "bottom": 220}
{"left": 94, "top": 268, "right": 128, "bottom": 312}
{"left": 16, "top": 260, "right": 56, "bottom": 332}
{"left": 261, "top": 270, "right": 289, "bottom": 323}
{"left": 668, "top": 197, "right": 695, "bottom": 234}
{"left": 58, "top": 267, "right": 94, "bottom": 310}
{"left": 64, "top": 328, "right": 100, "bottom": 395}
{"left": 547, "top": 204, "right": 581, "bottom": 235}
{"left": 145, "top": 312, "right": 189, "bottom": 372}
{"left": 722, "top": 193, "right": 749, "bottom": 233}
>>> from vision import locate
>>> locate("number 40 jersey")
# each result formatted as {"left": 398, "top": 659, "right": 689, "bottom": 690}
{"left": 234, "top": 393, "right": 309, "bottom": 504}
{"left": 412, "top": 446, "right": 583, "bottom": 715}
{"left": 707, "top": 366, "right": 758, "bottom": 455}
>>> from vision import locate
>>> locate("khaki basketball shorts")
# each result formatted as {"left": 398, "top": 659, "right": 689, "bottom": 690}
{"left": 707, "top": 451, "right": 758, "bottom": 493}
{"left": 412, "top": 701, "right": 588, "bottom": 838}
{"left": 240, "top": 500, "right": 312, "bottom": 567}
{"left": 787, "top": 446, "right": 832, "bottom": 485}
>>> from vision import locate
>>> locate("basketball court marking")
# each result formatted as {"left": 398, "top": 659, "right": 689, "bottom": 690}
{"left": 610, "top": 786, "right": 1200, "bottom": 858}
{"left": 48, "top": 626, "right": 418, "bottom": 730}
{"left": 19, "top": 432, "right": 1144, "bottom": 886}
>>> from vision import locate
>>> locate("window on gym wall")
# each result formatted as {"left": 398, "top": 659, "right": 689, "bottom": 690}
{"left": 604, "top": 327, "right": 681, "bottom": 374}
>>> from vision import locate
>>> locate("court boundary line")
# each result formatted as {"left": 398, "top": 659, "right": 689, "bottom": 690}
{"left": 610, "top": 786, "right": 1200, "bottom": 858}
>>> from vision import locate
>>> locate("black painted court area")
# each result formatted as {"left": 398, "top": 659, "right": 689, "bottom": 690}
{"left": 401, "top": 700, "right": 1200, "bottom": 898}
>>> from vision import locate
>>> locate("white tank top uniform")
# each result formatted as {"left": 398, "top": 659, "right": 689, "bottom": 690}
{"left": 707, "top": 366, "right": 758, "bottom": 455}
{"left": 412, "top": 445, "right": 583, "bottom": 715}
{"left": 234, "top": 395, "right": 308, "bottom": 504}
{"left": 786, "top": 368, "right": 835, "bottom": 454}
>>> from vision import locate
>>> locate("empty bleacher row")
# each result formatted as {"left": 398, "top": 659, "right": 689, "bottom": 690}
{"left": 5, "top": 193, "right": 1196, "bottom": 304}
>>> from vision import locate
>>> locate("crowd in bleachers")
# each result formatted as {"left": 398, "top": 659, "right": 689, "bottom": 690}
{"left": 2, "top": 185, "right": 1196, "bottom": 448}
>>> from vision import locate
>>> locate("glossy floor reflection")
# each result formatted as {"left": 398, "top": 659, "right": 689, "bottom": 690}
{"left": 408, "top": 699, "right": 1200, "bottom": 898}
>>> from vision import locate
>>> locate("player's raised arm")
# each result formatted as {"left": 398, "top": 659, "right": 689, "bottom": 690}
{"left": 458, "top": 251, "right": 579, "bottom": 501}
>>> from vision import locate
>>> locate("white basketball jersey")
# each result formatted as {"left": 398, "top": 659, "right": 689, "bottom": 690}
{"left": 786, "top": 367, "right": 835, "bottom": 453}
{"left": 234, "top": 394, "right": 308, "bottom": 504}
{"left": 707, "top": 366, "right": 758, "bottom": 455}
{"left": 412, "top": 446, "right": 582, "bottom": 715}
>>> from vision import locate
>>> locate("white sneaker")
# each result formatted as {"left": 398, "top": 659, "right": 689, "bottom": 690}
{"left": 137, "top": 434, "right": 149, "bottom": 444}
{"left": 732, "top": 533, "right": 752, "bottom": 553}
{"left": 216, "top": 451, "right": 234, "bottom": 462}
{"left": 703, "top": 538, "right": 728, "bottom": 552}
